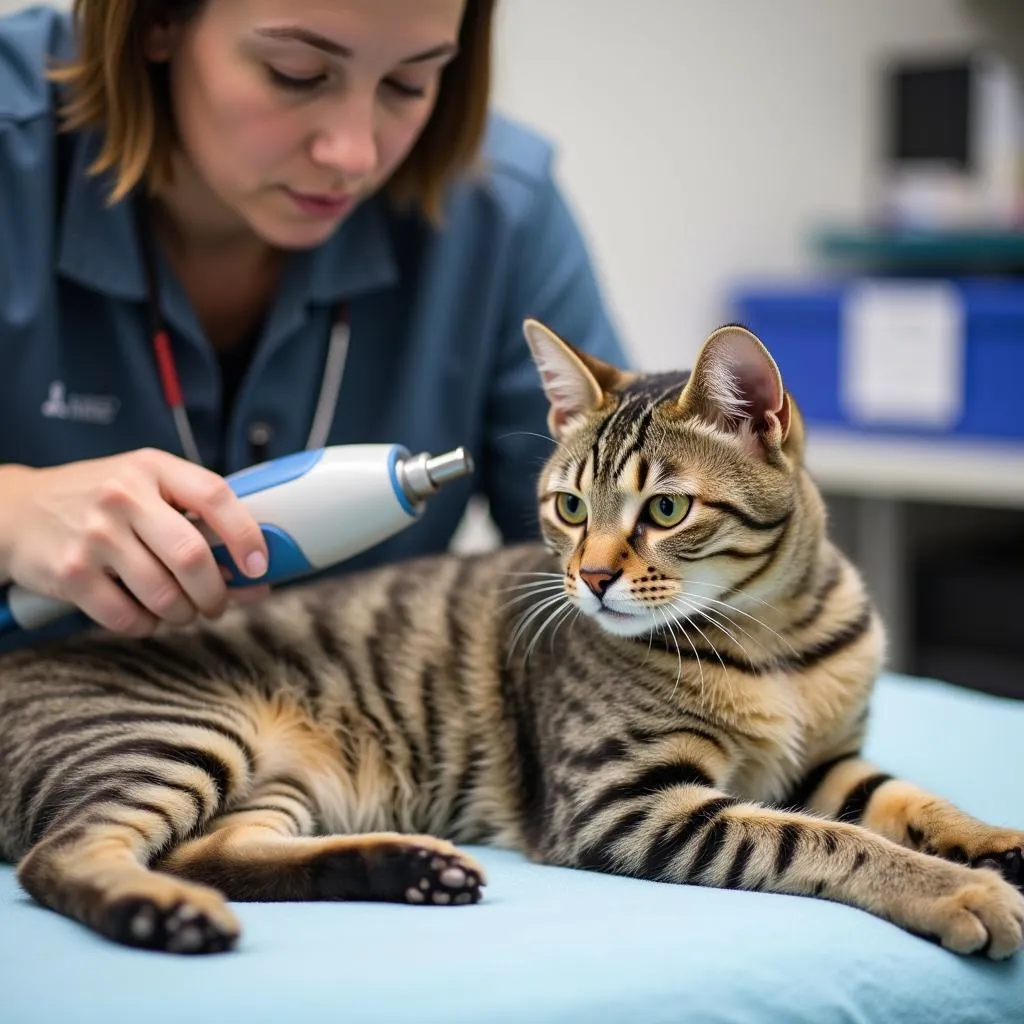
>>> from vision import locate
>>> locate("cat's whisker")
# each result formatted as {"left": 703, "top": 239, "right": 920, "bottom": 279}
{"left": 677, "top": 620, "right": 706, "bottom": 709}
{"left": 508, "top": 593, "right": 568, "bottom": 661}
{"left": 677, "top": 584, "right": 780, "bottom": 624}
{"left": 674, "top": 597, "right": 742, "bottom": 648}
{"left": 552, "top": 606, "right": 584, "bottom": 654}
{"left": 547, "top": 602, "right": 580, "bottom": 653}
{"left": 497, "top": 592, "right": 560, "bottom": 615}
{"left": 676, "top": 578, "right": 785, "bottom": 615}
{"left": 680, "top": 601, "right": 752, "bottom": 649}
{"left": 672, "top": 602, "right": 741, "bottom": 706}
{"left": 673, "top": 597, "right": 756, "bottom": 673}
{"left": 521, "top": 600, "right": 574, "bottom": 661}
{"left": 497, "top": 572, "right": 565, "bottom": 589}
{"left": 524, "top": 599, "right": 573, "bottom": 663}
{"left": 497, "top": 579, "right": 565, "bottom": 593}
{"left": 676, "top": 593, "right": 772, "bottom": 646}
{"left": 639, "top": 612, "right": 657, "bottom": 668}
{"left": 650, "top": 607, "right": 676, "bottom": 694}
{"left": 496, "top": 582, "right": 566, "bottom": 614}
{"left": 672, "top": 596, "right": 758, "bottom": 665}
{"left": 509, "top": 591, "right": 566, "bottom": 644}
{"left": 507, "top": 590, "right": 556, "bottom": 634}
{"left": 500, "top": 571, "right": 565, "bottom": 579}
{"left": 660, "top": 604, "right": 711, "bottom": 708}
{"left": 670, "top": 602, "right": 727, "bottom": 678}
{"left": 677, "top": 590, "right": 800, "bottom": 659}
{"left": 497, "top": 595, "right": 564, "bottom": 616}
{"left": 654, "top": 606, "right": 690, "bottom": 704}
{"left": 498, "top": 574, "right": 565, "bottom": 589}
{"left": 495, "top": 429, "right": 574, "bottom": 458}
{"left": 496, "top": 579, "right": 565, "bottom": 597}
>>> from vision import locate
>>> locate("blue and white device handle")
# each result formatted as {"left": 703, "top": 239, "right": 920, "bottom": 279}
{"left": 0, "top": 443, "right": 473, "bottom": 637}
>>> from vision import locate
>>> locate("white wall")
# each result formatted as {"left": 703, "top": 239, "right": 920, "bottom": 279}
{"left": 491, "top": 0, "right": 985, "bottom": 370}
{"left": 1, "top": 0, "right": 987, "bottom": 370}
{"left": 0, "top": 0, "right": 63, "bottom": 11}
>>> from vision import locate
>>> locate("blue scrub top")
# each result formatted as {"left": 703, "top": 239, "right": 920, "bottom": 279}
{"left": 0, "top": 5, "right": 629, "bottom": 647}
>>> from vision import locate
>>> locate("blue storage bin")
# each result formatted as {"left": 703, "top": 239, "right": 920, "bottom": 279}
{"left": 728, "top": 279, "right": 1024, "bottom": 442}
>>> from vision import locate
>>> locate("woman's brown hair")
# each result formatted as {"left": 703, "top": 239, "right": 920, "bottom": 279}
{"left": 50, "top": 0, "right": 495, "bottom": 222}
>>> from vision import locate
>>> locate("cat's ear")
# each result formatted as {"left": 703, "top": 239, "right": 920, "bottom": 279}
{"left": 523, "top": 318, "right": 626, "bottom": 437}
{"left": 677, "top": 325, "right": 793, "bottom": 455}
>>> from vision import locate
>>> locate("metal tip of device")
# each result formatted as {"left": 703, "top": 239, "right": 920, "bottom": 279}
{"left": 425, "top": 447, "right": 474, "bottom": 487}
{"left": 398, "top": 446, "right": 475, "bottom": 504}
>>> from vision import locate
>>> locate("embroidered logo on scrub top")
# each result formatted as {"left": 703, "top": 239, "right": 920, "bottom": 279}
{"left": 40, "top": 381, "right": 121, "bottom": 425}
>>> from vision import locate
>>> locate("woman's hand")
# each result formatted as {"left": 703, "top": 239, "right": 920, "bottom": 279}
{"left": 0, "top": 448, "right": 270, "bottom": 636}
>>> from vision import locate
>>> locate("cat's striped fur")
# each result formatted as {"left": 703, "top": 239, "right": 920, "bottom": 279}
{"left": 1, "top": 320, "right": 1022, "bottom": 956}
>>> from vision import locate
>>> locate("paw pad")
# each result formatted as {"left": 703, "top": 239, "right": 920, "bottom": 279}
{"left": 104, "top": 896, "right": 238, "bottom": 954}
{"left": 403, "top": 849, "right": 483, "bottom": 907}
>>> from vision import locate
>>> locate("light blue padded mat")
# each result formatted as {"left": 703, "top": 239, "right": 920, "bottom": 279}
{"left": 1, "top": 672, "right": 1022, "bottom": 1024}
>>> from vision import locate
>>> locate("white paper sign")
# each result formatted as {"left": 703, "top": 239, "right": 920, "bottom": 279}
{"left": 840, "top": 281, "right": 965, "bottom": 429}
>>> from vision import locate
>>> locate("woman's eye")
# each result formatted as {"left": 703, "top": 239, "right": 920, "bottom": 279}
{"left": 267, "top": 67, "right": 328, "bottom": 92}
{"left": 384, "top": 79, "right": 427, "bottom": 99}
{"left": 646, "top": 494, "right": 691, "bottom": 528}
{"left": 555, "top": 492, "right": 588, "bottom": 526}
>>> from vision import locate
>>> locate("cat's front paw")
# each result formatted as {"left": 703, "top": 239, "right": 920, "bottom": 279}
{"left": 310, "top": 833, "right": 486, "bottom": 906}
{"left": 100, "top": 883, "right": 240, "bottom": 954}
{"left": 971, "top": 842, "right": 1024, "bottom": 891}
{"left": 906, "top": 863, "right": 1024, "bottom": 959}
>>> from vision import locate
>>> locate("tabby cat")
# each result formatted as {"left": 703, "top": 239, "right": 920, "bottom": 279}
{"left": 1, "top": 320, "right": 1022, "bottom": 957}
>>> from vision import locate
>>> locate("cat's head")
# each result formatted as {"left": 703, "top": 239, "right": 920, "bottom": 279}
{"left": 523, "top": 318, "right": 815, "bottom": 639}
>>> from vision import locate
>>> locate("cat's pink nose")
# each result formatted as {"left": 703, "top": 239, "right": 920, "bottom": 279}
{"left": 580, "top": 568, "right": 620, "bottom": 599}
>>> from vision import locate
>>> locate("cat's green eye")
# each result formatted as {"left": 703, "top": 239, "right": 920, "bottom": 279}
{"left": 646, "top": 494, "right": 691, "bottom": 528}
{"left": 555, "top": 492, "right": 588, "bottom": 526}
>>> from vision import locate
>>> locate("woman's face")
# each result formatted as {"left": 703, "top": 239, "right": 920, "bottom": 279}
{"left": 152, "top": 0, "right": 466, "bottom": 248}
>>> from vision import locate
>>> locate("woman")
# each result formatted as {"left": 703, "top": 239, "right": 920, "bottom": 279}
{"left": 0, "top": 0, "right": 628, "bottom": 648}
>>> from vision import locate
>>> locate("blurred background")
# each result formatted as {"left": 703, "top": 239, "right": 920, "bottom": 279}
{"left": 3, "top": 0, "right": 1022, "bottom": 698}
{"left": 490, "top": 0, "right": 1024, "bottom": 699}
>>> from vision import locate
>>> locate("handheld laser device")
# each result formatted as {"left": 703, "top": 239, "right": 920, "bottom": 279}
{"left": 0, "top": 443, "right": 473, "bottom": 639}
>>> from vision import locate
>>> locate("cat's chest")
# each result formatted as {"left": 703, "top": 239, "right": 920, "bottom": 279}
{"left": 700, "top": 669, "right": 867, "bottom": 804}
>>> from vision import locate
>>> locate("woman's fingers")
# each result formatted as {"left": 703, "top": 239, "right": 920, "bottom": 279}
{"left": 129, "top": 500, "right": 231, "bottom": 620}
{"left": 150, "top": 453, "right": 269, "bottom": 581}
{"left": 65, "top": 569, "right": 159, "bottom": 637}
{"left": 3, "top": 448, "right": 272, "bottom": 635}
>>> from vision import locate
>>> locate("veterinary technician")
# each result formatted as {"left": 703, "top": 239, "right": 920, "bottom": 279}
{"left": 0, "top": 0, "right": 628, "bottom": 650}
